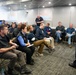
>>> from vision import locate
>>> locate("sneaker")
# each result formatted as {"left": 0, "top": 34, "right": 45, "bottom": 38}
{"left": 35, "top": 52, "right": 39, "bottom": 56}
{"left": 59, "top": 38, "right": 62, "bottom": 40}
{"left": 35, "top": 52, "right": 43, "bottom": 56}
{"left": 39, "top": 53, "right": 43, "bottom": 57}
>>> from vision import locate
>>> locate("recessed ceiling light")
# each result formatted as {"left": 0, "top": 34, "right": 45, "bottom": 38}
{"left": 8, "top": 7, "right": 10, "bottom": 9}
{"left": 24, "top": 5, "right": 26, "bottom": 7}
{"left": 69, "top": 3, "right": 72, "bottom": 6}
{"left": 42, "top": 6, "right": 45, "bottom": 8}
{"left": 48, "top": 2, "right": 51, "bottom": 4}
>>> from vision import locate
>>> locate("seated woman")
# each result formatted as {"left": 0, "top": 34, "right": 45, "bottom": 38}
{"left": 16, "top": 24, "right": 35, "bottom": 65}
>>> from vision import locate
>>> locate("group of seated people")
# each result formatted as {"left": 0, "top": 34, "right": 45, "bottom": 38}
{"left": 55, "top": 21, "right": 75, "bottom": 48}
{"left": 0, "top": 22, "right": 55, "bottom": 75}
{"left": 35, "top": 15, "right": 76, "bottom": 47}
{"left": 0, "top": 20, "right": 76, "bottom": 75}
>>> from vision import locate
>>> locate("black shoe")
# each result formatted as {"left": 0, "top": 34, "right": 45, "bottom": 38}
{"left": 31, "top": 58, "right": 35, "bottom": 64}
{"left": 69, "top": 63, "right": 76, "bottom": 68}
{"left": 31, "top": 58, "right": 34, "bottom": 62}
{"left": 27, "top": 61, "right": 34, "bottom": 65}
{"left": 7, "top": 68, "right": 20, "bottom": 75}
{"left": 21, "top": 66, "right": 31, "bottom": 74}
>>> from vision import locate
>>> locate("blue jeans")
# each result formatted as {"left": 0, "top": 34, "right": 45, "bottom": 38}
{"left": 66, "top": 33, "right": 74, "bottom": 44}
{"left": 56, "top": 31, "right": 62, "bottom": 42}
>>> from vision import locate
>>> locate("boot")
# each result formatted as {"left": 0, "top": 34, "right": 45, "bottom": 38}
{"left": 7, "top": 67, "right": 19, "bottom": 75}
{"left": 20, "top": 65, "right": 31, "bottom": 74}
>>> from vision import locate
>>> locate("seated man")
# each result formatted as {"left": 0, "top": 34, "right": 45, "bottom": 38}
{"left": 27, "top": 25, "right": 53, "bottom": 56}
{"left": 36, "top": 23, "right": 55, "bottom": 50}
{"left": 66, "top": 24, "right": 75, "bottom": 48}
{"left": 16, "top": 24, "right": 35, "bottom": 65}
{"left": 0, "top": 25, "right": 31, "bottom": 75}
{"left": 13, "top": 23, "right": 22, "bottom": 37}
{"left": 56, "top": 21, "right": 65, "bottom": 43}
{"left": 44, "top": 23, "right": 52, "bottom": 37}
{"left": 44, "top": 23, "right": 55, "bottom": 48}
{"left": 9, "top": 23, "right": 16, "bottom": 33}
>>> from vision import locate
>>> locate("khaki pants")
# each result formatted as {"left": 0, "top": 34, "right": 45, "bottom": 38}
{"left": 33, "top": 37, "right": 55, "bottom": 53}
{"left": 33, "top": 40, "right": 44, "bottom": 54}
{"left": 44, "top": 37, "right": 55, "bottom": 49}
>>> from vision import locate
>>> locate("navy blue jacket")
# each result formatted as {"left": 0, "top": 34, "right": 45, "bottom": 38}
{"left": 27, "top": 32, "right": 38, "bottom": 44}
{"left": 35, "top": 17, "right": 43, "bottom": 26}
{"left": 36, "top": 28, "right": 46, "bottom": 40}
{"left": 44, "top": 26, "right": 52, "bottom": 37}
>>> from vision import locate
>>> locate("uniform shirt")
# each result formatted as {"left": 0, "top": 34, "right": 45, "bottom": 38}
{"left": 35, "top": 17, "right": 43, "bottom": 26}
{"left": 44, "top": 26, "right": 52, "bottom": 37}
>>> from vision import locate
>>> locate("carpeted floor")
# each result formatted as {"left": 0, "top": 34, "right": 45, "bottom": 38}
{"left": 26, "top": 43, "right": 76, "bottom": 75}
{"left": 0, "top": 43, "right": 76, "bottom": 75}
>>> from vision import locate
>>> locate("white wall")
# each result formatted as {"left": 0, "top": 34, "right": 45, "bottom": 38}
{"left": 52, "top": 7, "right": 70, "bottom": 27}
{"left": 0, "top": 8, "right": 8, "bottom": 20}
{"left": 70, "top": 7, "right": 76, "bottom": 28}
{"left": 2, "top": 6, "right": 76, "bottom": 27}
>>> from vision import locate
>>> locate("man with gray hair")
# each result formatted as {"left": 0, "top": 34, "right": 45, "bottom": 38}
{"left": 66, "top": 24, "right": 75, "bottom": 48}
